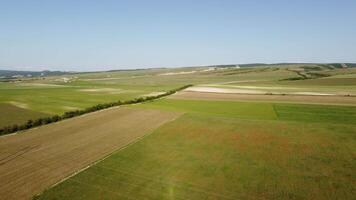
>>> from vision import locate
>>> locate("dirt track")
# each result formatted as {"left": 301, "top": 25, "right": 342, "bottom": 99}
{"left": 0, "top": 106, "right": 180, "bottom": 200}
{"left": 171, "top": 91, "right": 356, "bottom": 106}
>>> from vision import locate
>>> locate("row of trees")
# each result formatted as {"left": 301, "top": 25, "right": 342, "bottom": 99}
{"left": 0, "top": 85, "right": 192, "bottom": 136}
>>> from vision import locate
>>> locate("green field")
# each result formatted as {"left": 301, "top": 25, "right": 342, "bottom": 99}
{"left": 2, "top": 64, "right": 356, "bottom": 128}
{"left": 35, "top": 99, "right": 356, "bottom": 200}
{"left": 2, "top": 1, "right": 356, "bottom": 199}
{"left": 0, "top": 103, "right": 49, "bottom": 128}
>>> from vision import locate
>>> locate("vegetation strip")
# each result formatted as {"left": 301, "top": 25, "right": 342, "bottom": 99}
{"left": 281, "top": 68, "right": 331, "bottom": 81}
{"left": 0, "top": 84, "right": 192, "bottom": 136}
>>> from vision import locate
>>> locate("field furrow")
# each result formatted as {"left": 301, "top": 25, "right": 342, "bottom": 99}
{"left": 0, "top": 106, "right": 181, "bottom": 200}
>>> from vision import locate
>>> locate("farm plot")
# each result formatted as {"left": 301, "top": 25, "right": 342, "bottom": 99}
{"left": 0, "top": 106, "right": 180, "bottom": 200}
{"left": 171, "top": 91, "right": 356, "bottom": 106}
{"left": 35, "top": 100, "right": 356, "bottom": 200}
{"left": 0, "top": 103, "right": 50, "bottom": 128}
{"left": 0, "top": 65, "right": 306, "bottom": 128}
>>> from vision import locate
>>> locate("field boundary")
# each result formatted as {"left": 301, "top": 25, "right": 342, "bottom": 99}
{"left": 185, "top": 86, "right": 356, "bottom": 97}
{"left": 171, "top": 91, "right": 356, "bottom": 106}
{"left": 32, "top": 113, "right": 182, "bottom": 199}
{"left": 0, "top": 85, "right": 192, "bottom": 136}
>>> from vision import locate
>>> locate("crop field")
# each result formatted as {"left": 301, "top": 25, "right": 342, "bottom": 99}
{"left": 0, "top": 106, "right": 180, "bottom": 199}
{"left": 171, "top": 91, "right": 356, "bottom": 106}
{"left": 1, "top": 64, "right": 356, "bottom": 200}
{"left": 1, "top": 65, "right": 356, "bottom": 128}
{"left": 0, "top": 103, "right": 49, "bottom": 127}
{"left": 34, "top": 99, "right": 356, "bottom": 200}
{"left": 2, "top": 1, "right": 356, "bottom": 199}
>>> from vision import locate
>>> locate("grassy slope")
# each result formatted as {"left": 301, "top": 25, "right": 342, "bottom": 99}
{"left": 3, "top": 64, "right": 352, "bottom": 127}
{"left": 36, "top": 99, "right": 356, "bottom": 200}
{"left": 0, "top": 80, "right": 180, "bottom": 115}
{"left": 0, "top": 66, "right": 296, "bottom": 115}
{"left": 211, "top": 67, "right": 356, "bottom": 94}
{"left": 0, "top": 103, "right": 49, "bottom": 127}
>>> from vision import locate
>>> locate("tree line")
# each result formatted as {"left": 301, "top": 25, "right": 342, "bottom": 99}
{"left": 0, "top": 85, "right": 192, "bottom": 136}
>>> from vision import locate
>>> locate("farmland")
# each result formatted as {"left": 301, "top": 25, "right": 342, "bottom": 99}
{"left": 0, "top": 64, "right": 356, "bottom": 200}
{"left": 0, "top": 103, "right": 49, "bottom": 128}
{"left": 171, "top": 91, "right": 356, "bottom": 106}
{"left": 2, "top": 1, "right": 356, "bottom": 199}
{"left": 1, "top": 64, "right": 356, "bottom": 128}
{"left": 35, "top": 99, "right": 356, "bottom": 199}
{"left": 0, "top": 106, "right": 180, "bottom": 199}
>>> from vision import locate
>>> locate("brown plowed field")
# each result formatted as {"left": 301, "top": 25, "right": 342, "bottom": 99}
{"left": 0, "top": 106, "right": 180, "bottom": 200}
{"left": 170, "top": 91, "right": 356, "bottom": 106}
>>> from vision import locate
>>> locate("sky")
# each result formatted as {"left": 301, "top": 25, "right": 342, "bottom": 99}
{"left": 0, "top": 0, "right": 356, "bottom": 71}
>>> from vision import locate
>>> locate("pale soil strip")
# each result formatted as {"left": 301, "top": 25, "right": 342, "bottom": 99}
{"left": 7, "top": 101, "right": 29, "bottom": 109}
{"left": 202, "top": 80, "right": 258, "bottom": 85}
{"left": 159, "top": 71, "right": 197, "bottom": 76}
{"left": 16, "top": 83, "right": 69, "bottom": 88}
{"left": 185, "top": 86, "right": 344, "bottom": 96}
{"left": 202, "top": 84, "right": 301, "bottom": 90}
{"left": 170, "top": 91, "right": 356, "bottom": 106}
{"left": 0, "top": 106, "right": 181, "bottom": 200}
{"left": 185, "top": 86, "right": 265, "bottom": 94}
{"left": 80, "top": 75, "right": 149, "bottom": 81}
{"left": 142, "top": 91, "right": 166, "bottom": 97}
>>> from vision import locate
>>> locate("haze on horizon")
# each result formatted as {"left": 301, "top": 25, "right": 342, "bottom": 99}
{"left": 1, "top": 0, "right": 355, "bottom": 72}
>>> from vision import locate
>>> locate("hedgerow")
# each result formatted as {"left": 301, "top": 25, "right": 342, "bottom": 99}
{"left": 0, "top": 85, "right": 192, "bottom": 136}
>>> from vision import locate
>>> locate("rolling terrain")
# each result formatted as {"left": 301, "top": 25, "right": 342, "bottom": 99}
{"left": 0, "top": 63, "right": 355, "bottom": 199}
{"left": 0, "top": 106, "right": 180, "bottom": 199}
{"left": 1, "top": 64, "right": 356, "bottom": 128}
{"left": 35, "top": 100, "right": 356, "bottom": 199}
{"left": 0, "top": 103, "right": 49, "bottom": 128}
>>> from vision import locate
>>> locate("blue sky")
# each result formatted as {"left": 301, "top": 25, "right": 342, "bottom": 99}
{"left": 0, "top": 0, "right": 355, "bottom": 71}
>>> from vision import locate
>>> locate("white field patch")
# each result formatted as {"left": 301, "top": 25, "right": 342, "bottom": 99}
{"left": 186, "top": 86, "right": 339, "bottom": 96}
{"left": 158, "top": 68, "right": 217, "bottom": 76}
{"left": 142, "top": 92, "right": 166, "bottom": 97}
{"left": 54, "top": 77, "right": 75, "bottom": 83}
{"left": 200, "top": 67, "right": 216, "bottom": 72}
{"left": 204, "top": 84, "right": 301, "bottom": 90}
{"left": 159, "top": 71, "right": 198, "bottom": 76}
{"left": 291, "top": 92, "right": 334, "bottom": 96}
{"left": 16, "top": 83, "right": 69, "bottom": 88}
{"left": 185, "top": 86, "right": 266, "bottom": 94}
{"left": 8, "top": 101, "right": 29, "bottom": 109}
{"left": 203, "top": 80, "right": 258, "bottom": 85}
{"left": 80, "top": 75, "right": 147, "bottom": 81}
{"left": 79, "top": 88, "right": 131, "bottom": 94}
{"left": 62, "top": 106, "right": 81, "bottom": 110}
{"left": 80, "top": 77, "right": 124, "bottom": 81}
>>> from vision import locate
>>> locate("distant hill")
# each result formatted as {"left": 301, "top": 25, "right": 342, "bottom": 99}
{"left": 0, "top": 70, "right": 71, "bottom": 81}
{"left": 238, "top": 63, "right": 356, "bottom": 68}
{"left": 1, "top": 63, "right": 355, "bottom": 80}
{"left": 345, "top": 63, "right": 356, "bottom": 68}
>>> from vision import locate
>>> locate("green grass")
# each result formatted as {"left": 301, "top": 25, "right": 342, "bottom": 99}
{"left": 35, "top": 100, "right": 356, "bottom": 200}
{"left": 140, "top": 99, "right": 277, "bottom": 120}
{"left": 0, "top": 103, "right": 50, "bottom": 127}
{"left": 0, "top": 81, "right": 180, "bottom": 115}
{"left": 281, "top": 77, "right": 356, "bottom": 86}
{"left": 3, "top": 64, "right": 353, "bottom": 128}
{"left": 141, "top": 99, "right": 356, "bottom": 124}
{"left": 274, "top": 104, "right": 356, "bottom": 124}
{"left": 0, "top": 66, "right": 299, "bottom": 127}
